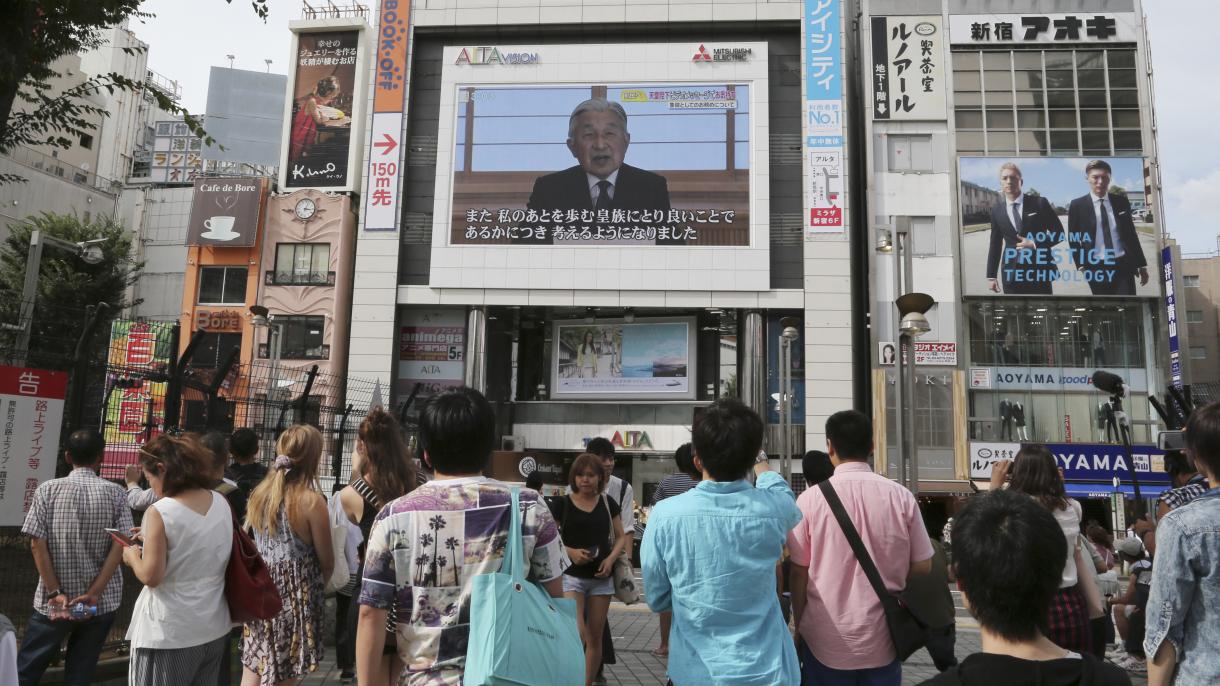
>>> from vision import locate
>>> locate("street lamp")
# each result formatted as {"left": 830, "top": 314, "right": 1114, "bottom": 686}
{"left": 250, "top": 305, "right": 283, "bottom": 456}
{"left": 777, "top": 316, "right": 801, "bottom": 482}
{"left": 10, "top": 232, "right": 107, "bottom": 365}
{"left": 896, "top": 292, "right": 935, "bottom": 494}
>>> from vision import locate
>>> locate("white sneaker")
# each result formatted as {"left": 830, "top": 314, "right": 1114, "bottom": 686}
{"left": 1105, "top": 645, "right": 1127, "bottom": 660}
{"left": 1114, "top": 655, "right": 1147, "bottom": 673}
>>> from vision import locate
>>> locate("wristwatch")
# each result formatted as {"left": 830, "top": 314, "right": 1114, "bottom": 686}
{"left": 46, "top": 589, "right": 62, "bottom": 601}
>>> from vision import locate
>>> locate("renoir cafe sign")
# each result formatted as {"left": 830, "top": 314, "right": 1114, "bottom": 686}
{"left": 969, "top": 442, "right": 1170, "bottom": 484}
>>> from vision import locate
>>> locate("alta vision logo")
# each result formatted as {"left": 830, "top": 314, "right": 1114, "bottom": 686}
{"left": 454, "top": 47, "right": 539, "bottom": 65}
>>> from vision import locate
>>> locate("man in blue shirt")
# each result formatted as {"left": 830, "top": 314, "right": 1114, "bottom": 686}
{"left": 642, "top": 398, "right": 802, "bottom": 686}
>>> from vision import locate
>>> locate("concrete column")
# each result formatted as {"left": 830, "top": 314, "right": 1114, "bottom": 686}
{"left": 464, "top": 306, "right": 487, "bottom": 393}
{"left": 740, "top": 310, "right": 766, "bottom": 415}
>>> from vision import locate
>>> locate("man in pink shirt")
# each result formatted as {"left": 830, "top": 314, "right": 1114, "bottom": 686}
{"left": 788, "top": 410, "right": 934, "bottom": 685}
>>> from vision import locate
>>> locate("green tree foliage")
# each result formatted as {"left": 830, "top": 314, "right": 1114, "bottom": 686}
{"left": 0, "top": 213, "right": 144, "bottom": 369}
{"left": 0, "top": 0, "right": 269, "bottom": 183}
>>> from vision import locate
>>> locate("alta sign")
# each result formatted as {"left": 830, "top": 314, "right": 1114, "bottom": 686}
{"left": 454, "top": 47, "right": 539, "bottom": 65}
{"left": 584, "top": 430, "right": 654, "bottom": 450}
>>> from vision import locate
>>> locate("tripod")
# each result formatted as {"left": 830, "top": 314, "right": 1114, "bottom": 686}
{"left": 1109, "top": 391, "right": 1144, "bottom": 517}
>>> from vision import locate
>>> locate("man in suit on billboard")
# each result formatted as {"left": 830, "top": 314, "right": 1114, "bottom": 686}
{"left": 1067, "top": 159, "right": 1149, "bottom": 296}
{"left": 523, "top": 98, "right": 672, "bottom": 244}
{"left": 985, "top": 162, "right": 1064, "bottom": 295}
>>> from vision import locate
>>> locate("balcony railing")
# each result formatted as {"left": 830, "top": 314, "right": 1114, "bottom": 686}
{"left": 2, "top": 146, "right": 121, "bottom": 195}
{"left": 301, "top": 1, "right": 369, "bottom": 19}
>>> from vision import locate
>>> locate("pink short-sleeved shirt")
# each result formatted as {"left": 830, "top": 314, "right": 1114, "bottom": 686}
{"left": 787, "top": 462, "right": 934, "bottom": 670}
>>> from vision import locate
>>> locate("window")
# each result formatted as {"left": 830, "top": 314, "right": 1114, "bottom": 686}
{"left": 967, "top": 300, "right": 1146, "bottom": 368}
{"left": 1185, "top": 275, "right": 1201, "bottom": 288}
{"left": 190, "top": 332, "right": 242, "bottom": 368}
{"left": 1190, "top": 346, "right": 1208, "bottom": 360}
{"left": 1187, "top": 310, "right": 1204, "bottom": 324}
{"left": 198, "top": 266, "right": 248, "bottom": 304}
{"left": 79, "top": 133, "right": 94, "bottom": 150}
{"left": 279, "top": 315, "right": 326, "bottom": 359}
{"left": 886, "top": 135, "right": 933, "bottom": 172}
{"left": 274, "top": 244, "right": 331, "bottom": 285}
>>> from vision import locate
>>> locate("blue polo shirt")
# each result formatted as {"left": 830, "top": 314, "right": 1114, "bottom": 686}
{"left": 642, "top": 471, "right": 802, "bottom": 686}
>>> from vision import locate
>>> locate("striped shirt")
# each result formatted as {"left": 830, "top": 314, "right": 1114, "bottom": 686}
{"left": 1158, "top": 474, "right": 1209, "bottom": 513}
{"left": 652, "top": 473, "right": 699, "bottom": 505}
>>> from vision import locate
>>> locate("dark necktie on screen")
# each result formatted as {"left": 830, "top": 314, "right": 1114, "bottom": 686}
{"left": 1099, "top": 198, "right": 1115, "bottom": 254}
{"left": 1010, "top": 202, "right": 1022, "bottom": 235}
{"left": 595, "top": 179, "right": 612, "bottom": 211}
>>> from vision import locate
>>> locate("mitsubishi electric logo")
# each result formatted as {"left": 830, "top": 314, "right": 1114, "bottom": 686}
{"left": 692, "top": 44, "right": 753, "bottom": 63}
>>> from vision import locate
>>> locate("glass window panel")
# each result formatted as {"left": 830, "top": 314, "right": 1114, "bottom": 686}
{"left": 275, "top": 245, "right": 294, "bottom": 281}
{"left": 956, "top": 131, "right": 986, "bottom": 152}
{"left": 1081, "top": 130, "right": 1111, "bottom": 154}
{"left": 311, "top": 245, "right": 330, "bottom": 277}
{"left": 954, "top": 71, "right": 981, "bottom": 90}
{"left": 985, "top": 90, "right": 1014, "bottom": 106}
{"left": 1013, "top": 52, "right": 1042, "bottom": 69}
{"left": 1077, "top": 69, "right": 1106, "bottom": 88}
{"left": 955, "top": 91, "right": 983, "bottom": 107}
{"left": 1050, "top": 130, "right": 1079, "bottom": 153}
{"left": 1108, "top": 69, "right": 1137, "bottom": 88}
{"left": 1017, "top": 110, "right": 1046, "bottom": 127}
{"left": 1076, "top": 51, "right": 1104, "bottom": 68}
{"left": 955, "top": 109, "right": 983, "bottom": 128}
{"left": 1017, "top": 130, "right": 1048, "bottom": 154}
{"left": 1015, "top": 91, "right": 1044, "bottom": 107}
{"left": 1044, "top": 69, "right": 1075, "bottom": 88}
{"left": 1047, "top": 90, "right": 1076, "bottom": 108}
{"left": 982, "top": 53, "right": 1011, "bottom": 69}
{"left": 1045, "top": 51, "right": 1073, "bottom": 69}
{"left": 952, "top": 53, "right": 979, "bottom": 70}
{"left": 1014, "top": 70, "right": 1044, "bottom": 90}
{"left": 1112, "top": 110, "right": 1141, "bottom": 128}
{"left": 222, "top": 268, "right": 247, "bottom": 304}
{"left": 1111, "top": 90, "right": 1139, "bottom": 107}
{"left": 986, "top": 110, "right": 1015, "bottom": 128}
{"left": 1078, "top": 91, "right": 1108, "bottom": 108}
{"left": 1048, "top": 110, "right": 1078, "bottom": 128}
{"left": 983, "top": 71, "right": 1013, "bottom": 90}
{"left": 1113, "top": 130, "right": 1143, "bottom": 151}
{"left": 198, "top": 268, "right": 225, "bottom": 304}
{"left": 1080, "top": 110, "right": 1110, "bottom": 128}
{"left": 1107, "top": 50, "right": 1136, "bottom": 68}
{"left": 989, "top": 130, "right": 1016, "bottom": 153}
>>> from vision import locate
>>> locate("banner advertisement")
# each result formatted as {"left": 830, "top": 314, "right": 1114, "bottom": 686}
{"left": 805, "top": 0, "right": 845, "bottom": 235}
{"left": 870, "top": 16, "right": 946, "bottom": 121}
{"left": 186, "top": 177, "right": 266, "bottom": 247}
{"left": 948, "top": 13, "right": 1138, "bottom": 46}
{"left": 878, "top": 341, "right": 957, "bottom": 366}
{"left": 101, "top": 320, "right": 174, "bottom": 478}
{"left": 284, "top": 30, "right": 360, "bottom": 189}
{"left": 959, "top": 157, "right": 1159, "bottom": 297}
{"left": 976, "top": 367, "right": 1148, "bottom": 393}
{"left": 448, "top": 83, "right": 751, "bottom": 246}
{"left": 551, "top": 318, "right": 696, "bottom": 400}
{"left": 968, "top": 441, "right": 1170, "bottom": 487}
{"left": 398, "top": 309, "right": 467, "bottom": 404}
{"left": 364, "top": 0, "right": 411, "bottom": 232}
{"left": 0, "top": 366, "right": 66, "bottom": 526}
{"left": 1162, "top": 247, "right": 1182, "bottom": 386}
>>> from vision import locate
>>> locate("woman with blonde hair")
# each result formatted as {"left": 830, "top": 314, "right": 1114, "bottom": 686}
{"left": 124, "top": 434, "right": 233, "bottom": 685}
{"left": 335, "top": 408, "right": 418, "bottom": 682}
{"left": 241, "top": 425, "right": 334, "bottom": 686}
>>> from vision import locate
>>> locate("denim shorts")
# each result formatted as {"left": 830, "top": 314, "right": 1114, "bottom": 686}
{"left": 563, "top": 574, "right": 614, "bottom": 596}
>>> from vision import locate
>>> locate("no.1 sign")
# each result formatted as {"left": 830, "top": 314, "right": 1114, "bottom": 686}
{"left": 0, "top": 366, "right": 67, "bottom": 526}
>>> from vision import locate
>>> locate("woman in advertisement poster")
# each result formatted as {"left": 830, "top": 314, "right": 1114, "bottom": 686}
{"left": 289, "top": 76, "right": 341, "bottom": 162}
{"left": 578, "top": 330, "right": 598, "bottom": 378}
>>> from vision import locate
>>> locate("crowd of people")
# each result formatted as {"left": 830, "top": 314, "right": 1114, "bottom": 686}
{"left": 6, "top": 387, "right": 1219, "bottom": 686}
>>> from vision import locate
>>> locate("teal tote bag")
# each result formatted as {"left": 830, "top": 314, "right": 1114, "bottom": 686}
{"left": 465, "top": 486, "right": 583, "bottom": 686}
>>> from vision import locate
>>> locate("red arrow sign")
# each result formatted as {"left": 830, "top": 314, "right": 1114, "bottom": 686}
{"left": 373, "top": 133, "right": 397, "bottom": 155}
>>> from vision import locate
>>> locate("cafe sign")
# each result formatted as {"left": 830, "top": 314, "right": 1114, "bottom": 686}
{"left": 195, "top": 309, "right": 243, "bottom": 332}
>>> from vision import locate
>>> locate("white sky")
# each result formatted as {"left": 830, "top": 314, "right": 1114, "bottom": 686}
{"left": 136, "top": 0, "right": 1218, "bottom": 254}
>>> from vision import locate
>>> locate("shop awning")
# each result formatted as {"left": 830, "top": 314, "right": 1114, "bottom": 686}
{"left": 1063, "top": 483, "right": 1160, "bottom": 500}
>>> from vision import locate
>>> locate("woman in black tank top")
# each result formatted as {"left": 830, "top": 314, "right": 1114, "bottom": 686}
{"left": 334, "top": 409, "right": 420, "bottom": 682}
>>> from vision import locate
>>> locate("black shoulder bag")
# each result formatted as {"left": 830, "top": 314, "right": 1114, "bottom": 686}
{"left": 817, "top": 481, "right": 929, "bottom": 661}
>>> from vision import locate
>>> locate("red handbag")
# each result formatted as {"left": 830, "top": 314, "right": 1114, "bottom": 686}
{"left": 225, "top": 512, "right": 283, "bottom": 623}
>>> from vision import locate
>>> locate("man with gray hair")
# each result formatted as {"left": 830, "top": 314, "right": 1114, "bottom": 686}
{"left": 525, "top": 97, "right": 671, "bottom": 244}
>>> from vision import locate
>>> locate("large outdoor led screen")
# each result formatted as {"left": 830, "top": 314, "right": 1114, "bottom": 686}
{"left": 450, "top": 84, "right": 750, "bottom": 246}
{"left": 551, "top": 317, "right": 697, "bottom": 400}
{"left": 959, "top": 156, "right": 1159, "bottom": 297}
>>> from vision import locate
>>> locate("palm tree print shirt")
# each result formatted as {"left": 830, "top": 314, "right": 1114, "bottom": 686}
{"left": 359, "top": 476, "right": 566, "bottom": 685}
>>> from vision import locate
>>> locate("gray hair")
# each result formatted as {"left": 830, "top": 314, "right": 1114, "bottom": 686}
{"left": 567, "top": 98, "right": 629, "bottom": 140}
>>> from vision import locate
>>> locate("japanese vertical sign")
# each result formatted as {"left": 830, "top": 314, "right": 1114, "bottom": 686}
{"left": 804, "top": 0, "right": 845, "bottom": 235}
{"left": 1163, "top": 247, "right": 1182, "bottom": 387}
{"left": 100, "top": 321, "right": 174, "bottom": 478}
{"left": 283, "top": 31, "right": 362, "bottom": 189}
{"left": 363, "top": 0, "right": 411, "bottom": 232}
{"left": 871, "top": 16, "right": 945, "bottom": 121}
{"left": 0, "top": 366, "right": 67, "bottom": 526}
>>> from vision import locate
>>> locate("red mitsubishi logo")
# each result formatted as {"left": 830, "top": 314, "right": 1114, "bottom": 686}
{"left": 693, "top": 44, "right": 712, "bottom": 62}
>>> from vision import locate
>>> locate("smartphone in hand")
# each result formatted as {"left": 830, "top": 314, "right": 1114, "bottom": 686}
{"left": 104, "top": 528, "right": 136, "bottom": 547}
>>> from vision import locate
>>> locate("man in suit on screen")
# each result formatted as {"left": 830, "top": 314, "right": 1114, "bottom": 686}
{"left": 984, "top": 162, "right": 1065, "bottom": 295}
{"left": 523, "top": 98, "right": 671, "bottom": 244}
{"left": 1067, "top": 159, "right": 1149, "bottom": 296}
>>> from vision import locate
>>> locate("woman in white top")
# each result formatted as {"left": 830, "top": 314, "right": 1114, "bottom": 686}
{"left": 998, "top": 444, "right": 1092, "bottom": 655}
{"left": 123, "top": 434, "right": 234, "bottom": 685}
